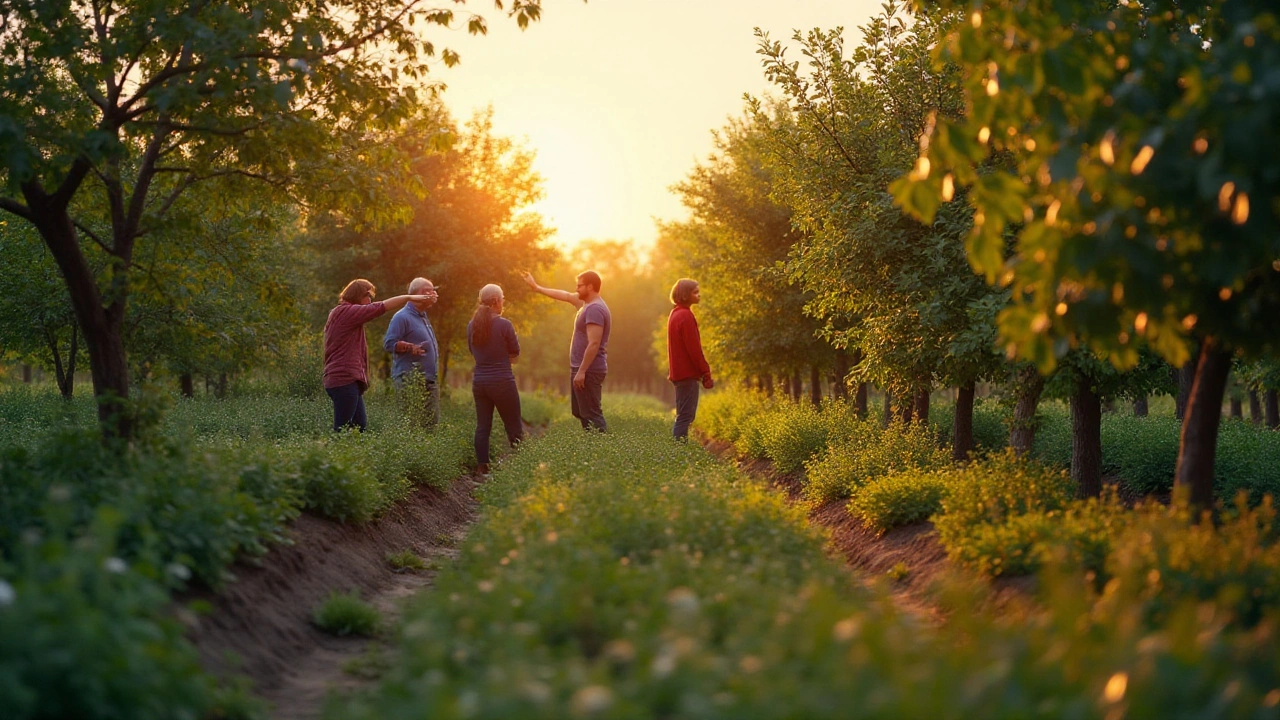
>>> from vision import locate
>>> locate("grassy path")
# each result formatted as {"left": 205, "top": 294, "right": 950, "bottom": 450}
{"left": 317, "top": 402, "right": 1280, "bottom": 719}
{"left": 326, "top": 407, "right": 913, "bottom": 718}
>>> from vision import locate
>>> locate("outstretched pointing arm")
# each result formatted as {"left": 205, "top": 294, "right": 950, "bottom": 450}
{"left": 522, "top": 272, "right": 584, "bottom": 309}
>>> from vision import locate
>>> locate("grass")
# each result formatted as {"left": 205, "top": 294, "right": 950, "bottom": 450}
{"left": 386, "top": 550, "right": 428, "bottom": 572}
{"left": 311, "top": 591, "right": 381, "bottom": 637}
{"left": 331, "top": 403, "right": 1280, "bottom": 719}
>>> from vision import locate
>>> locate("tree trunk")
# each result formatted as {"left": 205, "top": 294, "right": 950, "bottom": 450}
{"left": 1133, "top": 395, "right": 1149, "bottom": 417}
{"left": 762, "top": 373, "right": 774, "bottom": 398}
{"left": 1267, "top": 390, "right": 1279, "bottom": 429}
{"left": 1070, "top": 379, "right": 1103, "bottom": 499}
{"left": 1010, "top": 366, "right": 1045, "bottom": 455}
{"left": 25, "top": 177, "right": 134, "bottom": 442}
{"left": 1174, "top": 339, "right": 1232, "bottom": 508}
{"left": 881, "top": 389, "right": 892, "bottom": 429}
{"left": 62, "top": 326, "right": 78, "bottom": 399}
{"left": 831, "top": 350, "right": 849, "bottom": 401}
{"left": 214, "top": 372, "right": 228, "bottom": 399}
{"left": 953, "top": 382, "right": 976, "bottom": 462}
{"left": 1249, "top": 390, "right": 1263, "bottom": 425}
{"left": 46, "top": 326, "right": 78, "bottom": 399}
{"left": 1229, "top": 397, "right": 1243, "bottom": 418}
{"left": 1175, "top": 349, "right": 1200, "bottom": 421}
{"left": 898, "top": 394, "right": 914, "bottom": 425}
{"left": 439, "top": 345, "right": 451, "bottom": 387}
{"left": 180, "top": 373, "right": 194, "bottom": 398}
{"left": 854, "top": 381, "right": 868, "bottom": 419}
{"left": 913, "top": 389, "right": 930, "bottom": 425}
{"left": 809, "top": 364, "right": 822, "bottom": 407}
{"left": 791, "top": 368, "right": 803, "bottom": 403}
{"left": 22, "top": 364, "right": 32, "bottom": 383}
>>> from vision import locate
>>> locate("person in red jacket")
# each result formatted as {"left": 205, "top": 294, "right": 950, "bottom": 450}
{"left": 323, "top": 278, "right": 431, "bottom": 432}
{"left": 666, "top": 278, "right": 713, "bottom": 439}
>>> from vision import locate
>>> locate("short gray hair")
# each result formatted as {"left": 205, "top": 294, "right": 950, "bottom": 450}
{"left": 408, "top": 277, "right": 433, "bottom": 294}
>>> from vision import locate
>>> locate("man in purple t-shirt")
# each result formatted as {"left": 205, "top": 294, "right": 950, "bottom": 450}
{"left": 522, "top": 269, "right": 611, "bottom": 431}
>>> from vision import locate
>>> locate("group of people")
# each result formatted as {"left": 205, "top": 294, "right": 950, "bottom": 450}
{"left": 320, "top": 270, "right": 713, "bottom": 473}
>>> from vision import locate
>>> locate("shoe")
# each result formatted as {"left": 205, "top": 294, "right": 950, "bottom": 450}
{"left": 477, "top": 463, "right": 490, "bottom": 476}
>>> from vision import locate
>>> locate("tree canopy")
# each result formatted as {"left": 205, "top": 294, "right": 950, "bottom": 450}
{"left": 893, "top": 0, "right": 1280, "bottom": 501}
{"left": 0, "top": 0, "right": 546, "bottom": 439}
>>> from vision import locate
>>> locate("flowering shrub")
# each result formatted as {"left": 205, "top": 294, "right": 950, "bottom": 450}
{"left": 803, "top": 421, "right": 949, "bottom": 503}
{"left": 848, "top": 469, "right": 950, "bottom": 535}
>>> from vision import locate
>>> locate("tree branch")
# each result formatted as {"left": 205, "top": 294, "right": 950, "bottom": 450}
{"left": 73, "top": 218, "right": 112, "bottom": 254}
{"left": 0, "top": 197, "right": 35, "bottom": 222}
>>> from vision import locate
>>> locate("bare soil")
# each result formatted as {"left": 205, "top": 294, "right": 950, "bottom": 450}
{"left": 182, "top": 474, "right": 483, "bottom": 719}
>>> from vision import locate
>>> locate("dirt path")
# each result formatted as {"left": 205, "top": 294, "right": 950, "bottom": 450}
{"left": 184, "top": 475, "right": 484, "bottom": 719}
{"left": 260, "top": 535, "right": 463, "bottom": 720}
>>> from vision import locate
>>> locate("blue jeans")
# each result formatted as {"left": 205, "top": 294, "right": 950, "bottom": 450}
{"left": 570, "top": 369, "right": 607, "bottom": 432}
{"left": 473, "top": 379, "right": 523, "bottom": 464}
{"left": 672, "top": 378, "right": 701, "bottom": 439}
{"left": 326, "top": 382, "right": 367, "bottom": 432}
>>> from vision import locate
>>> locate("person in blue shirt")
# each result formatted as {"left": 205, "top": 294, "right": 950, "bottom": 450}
{"left": 467, "top": 283, "right": 523, "bottom": 475}
{"left": 522, "top": 269, "right": 611, "bottom": 432}
{"left": 382, "top": 277, "right": 441, "bottom": 428}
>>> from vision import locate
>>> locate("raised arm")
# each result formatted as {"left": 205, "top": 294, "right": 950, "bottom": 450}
{"left": 381, "top": 294, "right": 430, "bottom": 313}
{"left": 522, "top": 272, "right": 584, "bottom": 309}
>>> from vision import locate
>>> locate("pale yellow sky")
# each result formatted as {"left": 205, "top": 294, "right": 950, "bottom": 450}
{"left": 434, "top": 0, "right": 883, "bottom": 251}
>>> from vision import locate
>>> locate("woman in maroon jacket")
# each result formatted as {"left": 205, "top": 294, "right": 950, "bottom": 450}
{"left": 323, "top": 279, "right": 429, "bottom": 432}
{"left": 666, "top": 278, "right": 713, "bottom": 439}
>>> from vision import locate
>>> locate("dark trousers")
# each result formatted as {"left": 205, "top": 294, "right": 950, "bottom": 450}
{"left": 672, "top": 378, "right": 701, "bottom": 439}
{"left": 473, "top": 379, "right": 524, "bottom": 464}
{"left": 326, "top": 382, "right": 367, "bottom": 432}
{"left": 570, "top": 369, "right": 608, "bottom": 432}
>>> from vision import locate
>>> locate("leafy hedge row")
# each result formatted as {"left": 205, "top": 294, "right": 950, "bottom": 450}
{"left": 337, "top": 406, "right": 1280, "bottom": 718}
{"left": 0, "top": 389, "right": 480, "bottom": 720}
{"left": 699, "top": 390, "right": 1280, "bottom": 618}
{"left": 700, "top": 389, "right": 1280, "bottom": 504}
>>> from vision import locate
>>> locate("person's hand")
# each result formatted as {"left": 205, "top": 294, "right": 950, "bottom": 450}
{"left": 573, "top": 370, "right": 587, "bottom": 390}
{"left": 408, "top": 294, "right": 431, "bottom": 303}
{"left": 411, "top": 343, "right": 427, "bottom": 356}
{"left": 521, "top": 272, "right": 538, "bottom": 290}
{"left": 702, "top": 375, "right": 714, "bottom": 390}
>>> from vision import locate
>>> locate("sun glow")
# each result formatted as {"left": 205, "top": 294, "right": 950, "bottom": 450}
{"left": 432, "top": 0, "right": 884, "bottom": 252}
